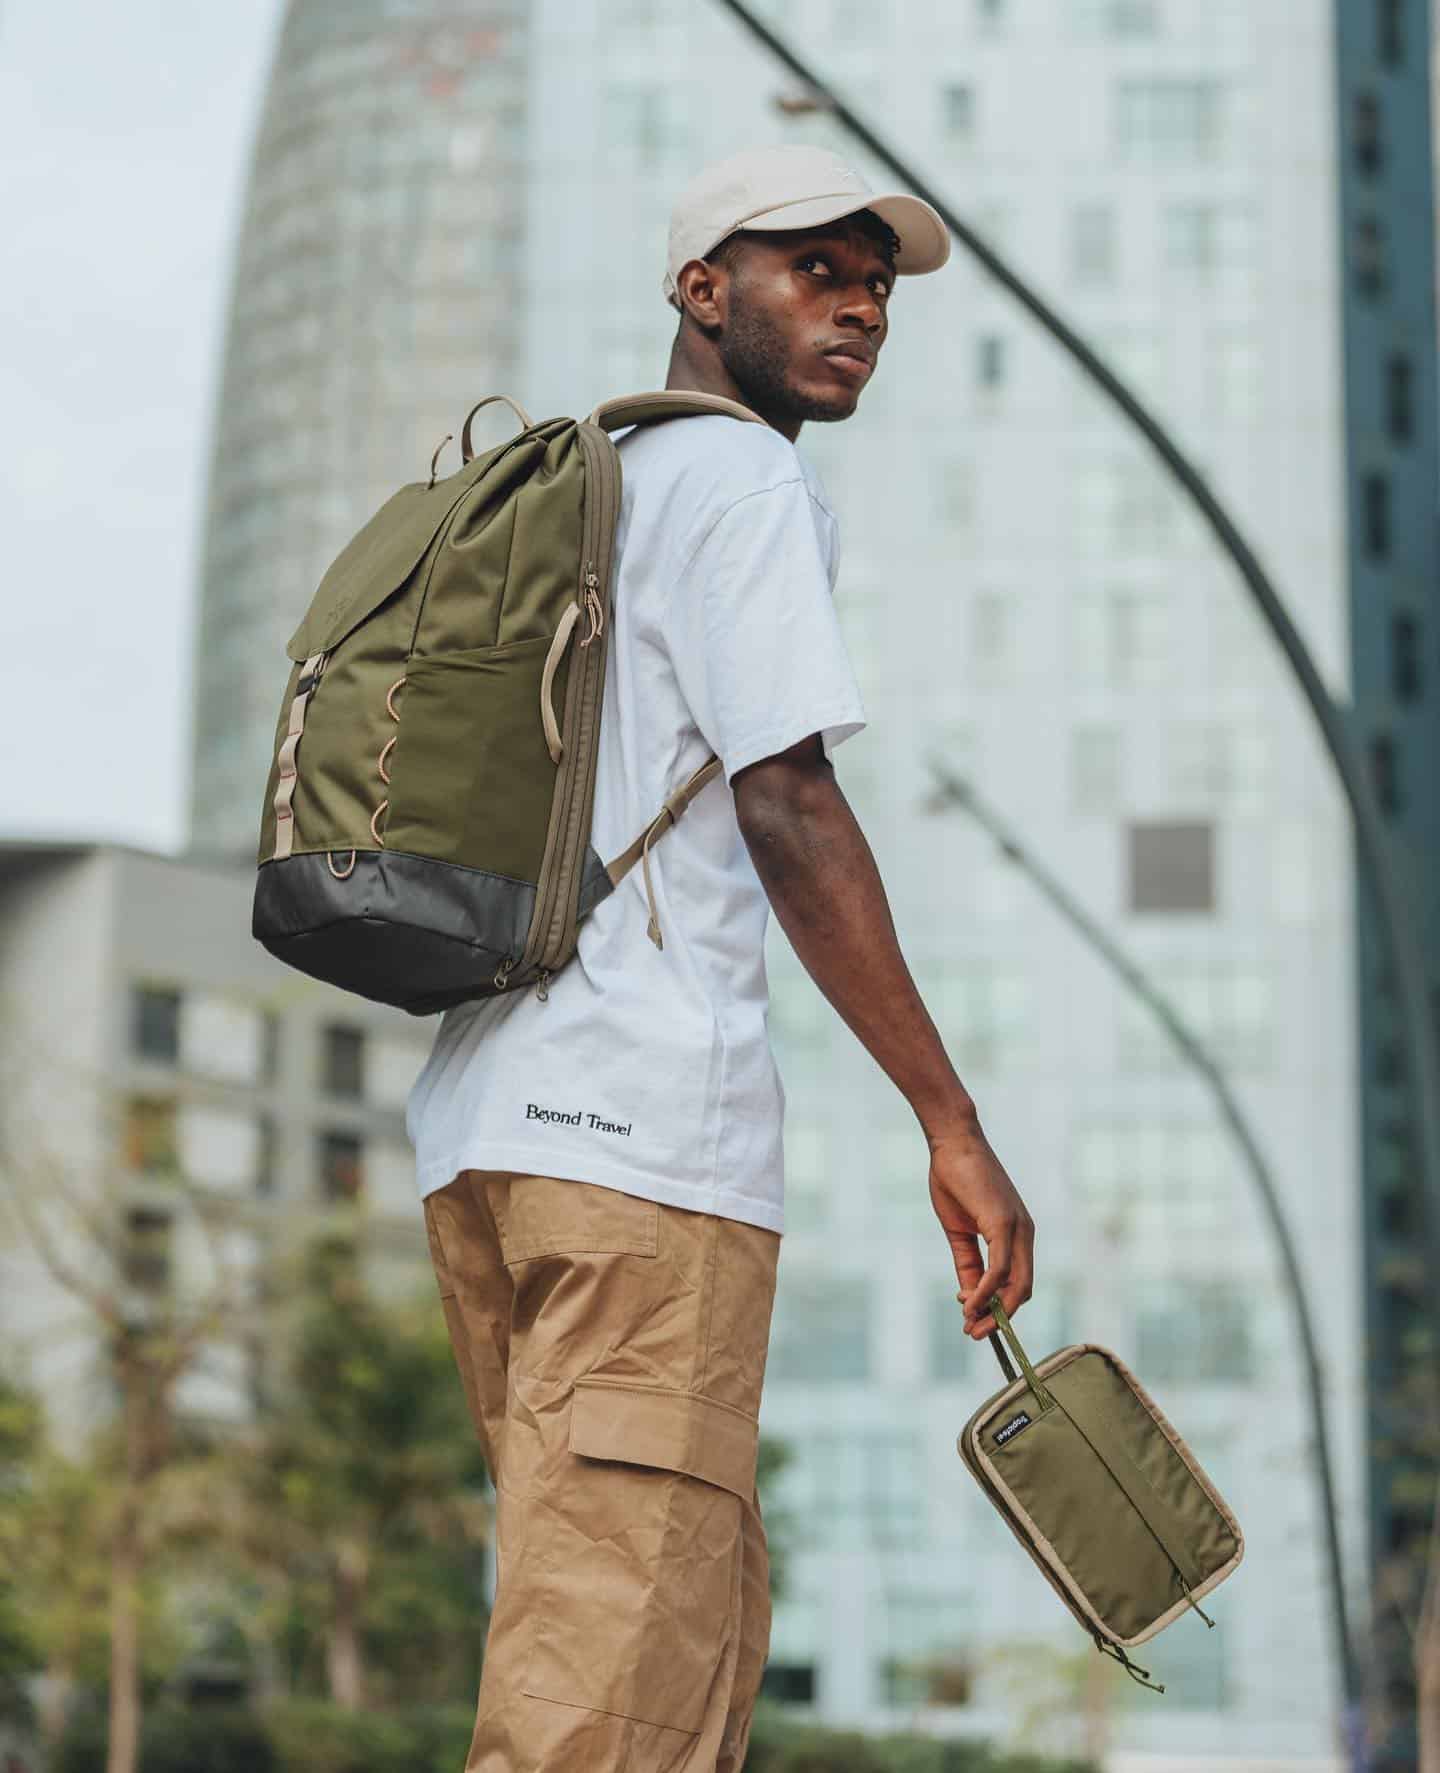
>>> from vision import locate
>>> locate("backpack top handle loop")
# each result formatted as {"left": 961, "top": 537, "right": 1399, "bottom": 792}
{"left": 460, "top": 394, "right": 536, "bottom": 462}
{"left": 585, "top": 390, "right": 767, "bottom": 431}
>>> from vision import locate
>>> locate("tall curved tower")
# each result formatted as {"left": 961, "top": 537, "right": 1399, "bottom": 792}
{"left": 188, "top": 0, "right": 528, "bottom": 855}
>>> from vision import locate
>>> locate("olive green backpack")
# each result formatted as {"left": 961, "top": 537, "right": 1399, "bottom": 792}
{"left": 960, "top": 1299, "right": 1244, "bottom": 1693}
{"left": 252, "top": 389, "right": 764, "bottom": 1015}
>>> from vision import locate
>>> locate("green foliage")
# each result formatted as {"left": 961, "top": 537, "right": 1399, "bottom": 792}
{"left": 263, "top": 1699, "right": 472, "bottom": 1773}
{"left": 54, "top": 1705, "right": 278, "bottom": 1773}
{"left": 755, "top": 1433, "right": 796, "bottom": 1603}
{"left": 50, "top": 1699, "right": 1094, "bottom": 1773}
{"left": 741, "top": 1709, "right": 1095, "bottom": 1773}
{"left": 226, "top": 1237, "right": 489, "bottom": 1706}
{"left": 0, "top": 1370, "right": 42, "bottom": 1714}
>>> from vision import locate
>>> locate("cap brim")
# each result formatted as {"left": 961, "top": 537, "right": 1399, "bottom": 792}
{"left": 734, "top": 189, "right": 951, "bottom": 276}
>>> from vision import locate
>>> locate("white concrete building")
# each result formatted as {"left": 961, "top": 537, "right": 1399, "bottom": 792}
{"left": 0, "top": 844, "right": 435, "bottom": 1444}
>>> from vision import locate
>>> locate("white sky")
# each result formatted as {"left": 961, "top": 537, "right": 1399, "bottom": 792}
{"left": 0, "top": 0, "right": 285, "bottom": 851}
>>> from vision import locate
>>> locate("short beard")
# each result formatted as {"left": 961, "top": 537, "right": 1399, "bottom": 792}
{"left": 717, "top": 282, "right": 854, "bottom": 427}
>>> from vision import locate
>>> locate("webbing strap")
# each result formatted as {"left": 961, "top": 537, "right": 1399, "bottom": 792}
{"left": 604, "top": 756, "right": 724, "bottom": 949}
{"left": 991, "top": 1298, "right": 1056, "bottom": 1412}
{"left": 271, "top": 652, "right": 326, "bottom": 862}
{"left": 1049, "top": 1370, "right": 1206, "bottom": 1597}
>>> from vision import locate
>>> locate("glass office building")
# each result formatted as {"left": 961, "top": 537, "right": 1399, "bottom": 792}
{"left": 189, "top": 0, "right": 528, "bottom": 852}
{"left": 194, "top": 1, "right": 1369, "bottom": 1759}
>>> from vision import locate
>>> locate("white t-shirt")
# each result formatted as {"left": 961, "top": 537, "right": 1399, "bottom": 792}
{"left": 405, "top": 414, "right": 867, "bottom": 1235}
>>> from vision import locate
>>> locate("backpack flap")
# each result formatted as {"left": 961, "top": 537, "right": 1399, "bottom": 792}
{"left": 287, "top": 459, "right": 501, "bottom": 661}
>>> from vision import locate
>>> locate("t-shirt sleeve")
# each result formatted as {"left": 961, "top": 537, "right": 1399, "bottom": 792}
{"left": 661, "top": 479, "right": 868, "bottom": 786}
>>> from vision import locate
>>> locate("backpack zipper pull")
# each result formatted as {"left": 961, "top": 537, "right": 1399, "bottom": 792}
{"left": 535, "top": 969, "right": 551, "bottom": 1003}
{"left": 580, "top": 565, "right": 604, "bottom": 648}
{"left": 493, "top": 956, "right": 516, "bottom": 991}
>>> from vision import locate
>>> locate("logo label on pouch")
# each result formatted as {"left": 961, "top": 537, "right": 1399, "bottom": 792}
{"left": 994, "top": 1411, "right": 1032, "bottom": 1447}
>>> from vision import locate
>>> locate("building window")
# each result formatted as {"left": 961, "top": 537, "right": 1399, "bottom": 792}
{"left": 176, "top": 1105, "right": 265, "bottom": 1194}
{"left": 1073, "top": 0, "right": 1158, "bottom": 35}
{"left": 1353, "top": 90, "right": 1383, "bottom": 177}
{"left": 1362, "top": 472, "right": 1391, "bottom": 558}
{"left": 181, "top": 994, "right": 268, "bottom": 1085}
{"left": 1071, "top": 726, "right": 1123, "bottom": 814}
{"left": 933, "top": 967, "right": 1030, "bottom": 1072}
{"left": 1073, "top": 1118, "right": 1235, "bottom": 1250}
{"left": 1071, "top": 203, "right": 1116, "bottom": 285}
{"left": 323, "top": 1024, "right": 366, "bottom": 1099}
{"left": 1116, "top": 80, "right": 1221, "bottom": 162}
{"left": 124, "top": 1096, "right": 179, "bottom": 1178}
{"left": 1074, "top": 460, "right": 1174, "bottom": 553}
{"left": 1378, "top": 0, "right": 1404, "bottom": 67}
{"left": 612, "top": 0, "right": 658, "bottom": 27}
{"left": 1072, "top": 589, "right": 1170, "bottom": 686}
{"left": 777, "top": 1429, "right": 924, "bottom": 1547}
{"left": 1354, "top": 216, "right": 1386, "bottom": 298}
{"left": 123, "top": 1208, "right": 173, "bottom": 1294}
{"left": 976, "top": 334, "right": 1006, "bottom": 390}
{"left": 365, "top": 1036, "right": 427, "bottom": 1112}
{"left": 935, "top": 457, "right": 977, "bottom": 526}
{"left": 760, "top": 1664, "right": 816, "bottom": 1704}
{"left": 1128, "top": 820, "right": 1215, "bottom": 914}
{"left": 941, "top": 82, "right": 976, "bottom": 143}
{"left": 256, "top": 1117, "right": 277, "bottom": 1197}
{"left": 1392, "top": 612, "right": 1421, "bottom": 703}
{"left": 769, "top": 1276, "right": 870, "bottom": 1381}
{"left": 132, "top": 986, "right": 181, "bottom": 1065}
{"left": 1163, "top": 204, "right": 1217, "bottom": 276}
{"left": 877, "top": 1594, "right": 977, "bottom": 1705}
{"left": 969, "top": 590, "right": 1013, "bottom": 680}
{"left": 1386, "top": 353, "right": 1414, "bottom": 443}
{"left": 1168, "top": 724, "right": 1270, "bottom": 817}
{"left": 1117, "top": 963, "right": 1273, "bottom": 1071}
{"left": 318, "top": 1131, "right": 365, "bottom": 1203}
{"left": 1135, "top": 1279, "right": 1253, "bottom": 1381}
{"left": 1163, "top": 203, "right": 1252, "bottom": 281}
{"left": 1370, "top": 733, "right": 1401, "bottom": 815}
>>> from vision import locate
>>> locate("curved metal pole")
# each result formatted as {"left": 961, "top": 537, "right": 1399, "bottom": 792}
{"left": 926, "top": 763, "right": 1363, "bottom": 1762}
{"left": 713, "top": 0, "right": 1440, "bottom": 1358}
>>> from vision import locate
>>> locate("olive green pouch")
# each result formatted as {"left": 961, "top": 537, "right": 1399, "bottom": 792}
{"left": 958, "top": 1299, "right": 1244, "bottom": 1692}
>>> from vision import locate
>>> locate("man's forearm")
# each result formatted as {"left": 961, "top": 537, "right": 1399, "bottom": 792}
{"left": 739, "top": 772, "right": 979, "bottom": 1145}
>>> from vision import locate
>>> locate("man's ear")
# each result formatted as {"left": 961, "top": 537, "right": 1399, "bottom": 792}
{"left": 676, "top": 258, "right": 725, "bottom": 334}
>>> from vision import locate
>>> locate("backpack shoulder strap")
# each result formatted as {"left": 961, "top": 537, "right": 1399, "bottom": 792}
{"left": 586, "top": 390, "right": 767, "bottom": 430}
{"left": 605, "top": 756, "right": 724, "bottom": 951}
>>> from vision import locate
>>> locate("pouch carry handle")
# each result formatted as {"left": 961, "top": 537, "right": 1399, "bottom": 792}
{"left": 989, "top": 1297, "right": 1056, "bottom": 1413}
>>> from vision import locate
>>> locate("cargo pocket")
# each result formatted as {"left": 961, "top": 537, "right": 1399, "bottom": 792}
{"left": 521, "top": 1378, "right": 756, "bottom": 1733}
{"left": 496, "top": 1174, "right": 658, "bottom": 1263}
{"left": 381, "top": 635, "right": 568, "bottom": 879}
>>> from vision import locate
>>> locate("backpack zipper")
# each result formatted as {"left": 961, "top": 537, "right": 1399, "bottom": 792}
{"left": 518, "top": 422, "right": 619, "bottom": 989}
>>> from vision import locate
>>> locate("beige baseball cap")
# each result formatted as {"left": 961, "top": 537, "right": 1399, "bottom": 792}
{"left": 663, "top": 143, "right": 950, "bottom": 310}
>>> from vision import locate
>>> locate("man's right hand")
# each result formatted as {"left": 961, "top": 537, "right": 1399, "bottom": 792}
{"left": 927, "top": 1117, "right": 1035, "bottom": 1340}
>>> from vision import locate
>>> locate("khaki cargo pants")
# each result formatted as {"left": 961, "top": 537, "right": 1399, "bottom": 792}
{"left": 423, "top": 1169, "right": 781, "bottom": 1773}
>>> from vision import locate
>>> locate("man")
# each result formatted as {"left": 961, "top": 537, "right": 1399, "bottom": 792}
{"left": 407, "top": 144, "right": 1036, "bottom": 1773}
